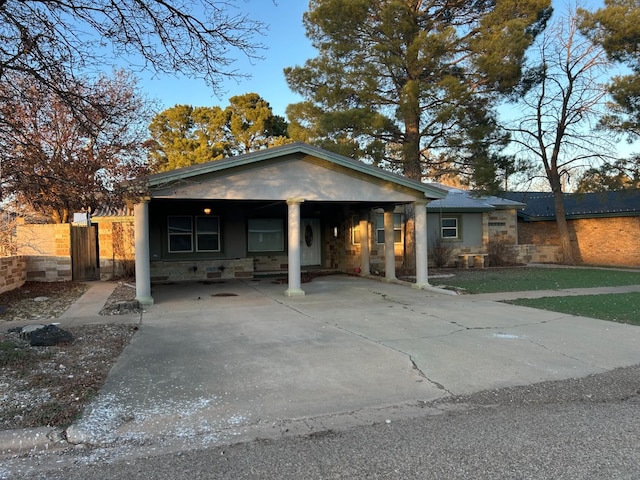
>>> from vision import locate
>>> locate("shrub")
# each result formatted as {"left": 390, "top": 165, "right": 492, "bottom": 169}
{"left": 431, "top": 236, "right": 455, "bottom": 268}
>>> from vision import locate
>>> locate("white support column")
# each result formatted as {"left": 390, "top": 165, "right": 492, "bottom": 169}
{"left": 359, "top": 214, "right": 371, "bottom": 276}
{"left": 413, "top": 200, "right": 429, "bottom": 289}
{"left": 285, "top": 198, "right": 305, "bottom": 297}
{"left": 134, "top": 199, "right": 154, "bottom": 305}
{"left": 384, "top": 206, "right": 396, "bottom": 281}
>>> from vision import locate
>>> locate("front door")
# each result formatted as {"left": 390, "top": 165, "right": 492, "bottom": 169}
{"left": 301, "top": 218, "right": 321, "bottom": 266}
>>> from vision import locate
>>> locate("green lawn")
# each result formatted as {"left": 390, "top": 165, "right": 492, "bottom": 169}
{"left": 506, "top": 293, "right": 640, "bottom": 325}
{"left": 434, "top": 267, "right": 640, "bottom": 294}
{"left": 432, "top": 267, "right": 640, "bottom": 325}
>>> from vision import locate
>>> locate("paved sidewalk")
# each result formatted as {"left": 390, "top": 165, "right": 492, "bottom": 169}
{"left": 58, "top": 281, "right": 141, "bottom": 327}
{"left": 471, "top": 284, "right": 640, "bottom": 302}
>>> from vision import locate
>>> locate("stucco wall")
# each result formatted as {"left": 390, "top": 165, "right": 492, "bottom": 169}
{"left": 518, "top": 216, "right": 640, "bottom": 267}
{"left": 0, "top": 256, "right": 26, "bottom": 294}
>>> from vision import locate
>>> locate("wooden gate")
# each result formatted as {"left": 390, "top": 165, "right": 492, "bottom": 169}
{"left": 71, "top": 224, "right": 99, "bottom": 281}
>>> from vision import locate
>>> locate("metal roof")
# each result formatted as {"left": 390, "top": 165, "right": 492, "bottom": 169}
{"left": 501, "top": 190, "right": 640, "bottom": 221}
{"left": 425, "top": 184, "right": 525, "bottom": 212}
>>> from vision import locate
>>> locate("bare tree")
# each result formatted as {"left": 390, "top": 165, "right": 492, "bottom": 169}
{"left": 0, "top": 0, "right": 266, "bottom": 128}
{"left": 0, "top": 70, "right": 153, "bottom": 223}
{"left": 504, "top": 5, "right": 613, "bottom": 264}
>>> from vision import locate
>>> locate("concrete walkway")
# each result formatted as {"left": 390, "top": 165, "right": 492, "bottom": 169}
{"left": 57, "top": 281, "right": 141, "bottom": 327}
{"left": 61, "top": 275, "right": 640, "bottom": 451}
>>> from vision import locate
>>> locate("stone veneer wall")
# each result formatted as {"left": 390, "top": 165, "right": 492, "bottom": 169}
{"left": 0, "top": 256, "right": 27, "bottom": 294}
{"left": 150, "top": 258, "right": 254, "bottom": 282}
{"left": 488, "top": 209, "right": 518, "bottom": 244}
{"left": 16, "top": 224, "right": 72, "bottom": 282}
{"left": 518, "top": 216, "right": 640, "bottom": 267}
{"left": 95, "top": 217, "right": 135, "bottom": 280}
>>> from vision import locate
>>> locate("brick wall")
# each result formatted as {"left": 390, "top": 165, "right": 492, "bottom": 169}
{"left": 518, "top": 216, "right": 640, "bottom": 267}
{"left": 0, "top": 256, "right": 27, "bottom": 294}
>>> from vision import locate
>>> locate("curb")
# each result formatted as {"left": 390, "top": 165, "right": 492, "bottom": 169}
{"left": 0, "top": 427, "right": 68, "bottom": 457}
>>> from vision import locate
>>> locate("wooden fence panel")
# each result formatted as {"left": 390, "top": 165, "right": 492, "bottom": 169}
{"left": 71, "top": 225, "right": 99, "bottom": 281}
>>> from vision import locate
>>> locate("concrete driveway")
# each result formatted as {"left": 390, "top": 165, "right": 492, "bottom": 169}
{"left": 68, "top": 275, "right": 640, "bottom": 448}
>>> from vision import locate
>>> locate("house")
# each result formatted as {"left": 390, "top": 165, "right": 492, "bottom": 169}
{"left": 132, "top": 143, "right": 447, "bottom": 304}
{"left": 502, "top": 190, "right": 640, "bottom": 267}
{"left": 425, "top": 185, "right": 525, "bottom": 267}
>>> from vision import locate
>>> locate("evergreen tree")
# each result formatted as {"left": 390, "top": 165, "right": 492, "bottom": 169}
{"left": 148, "top": 93, "right": 290, "bottom": 172}
{"left": 285, "top": 0, "right": 552, "bottom": 185}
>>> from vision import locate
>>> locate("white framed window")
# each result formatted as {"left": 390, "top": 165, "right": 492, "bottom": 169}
{"left": 168, "top": 216, "right": 193, "bottom": 252}
{"left": 376, "top": 213, "right": 402, "bottom": 244}
{"left": 441, "top": 217, "right": 459, "bottom": 239}
{"left": 196, "top": 216, "right": 220, "bottom": 252}
{"left": 248, "top": 218, "right": 284, "bottom": 252}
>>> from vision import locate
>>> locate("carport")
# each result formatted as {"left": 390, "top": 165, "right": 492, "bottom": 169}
{"left": 132, "top": 143, "right": 445, "bottom": 304}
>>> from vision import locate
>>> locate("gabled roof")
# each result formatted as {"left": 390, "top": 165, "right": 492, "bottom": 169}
{"left": 425, "top": 184, "right": 525, "bottom": 212}
{"left": 146, "top": 142, "right": 446, "bottom": 200}
{"left": 502, "top": 190, "right": 640, "bottom": 221}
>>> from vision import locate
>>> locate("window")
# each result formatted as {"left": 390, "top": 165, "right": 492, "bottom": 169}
{"left": 441, "top": 217, "right": 459, "bottom": 239}
{"left": 248, "top": 219, "right": 284, "bottom": 252}
{"left": 196, "top": 216, "right": 220, "bottom": 252}
{"left": 168, "top": 216, "right": 193, "bottom": 252}
{"left": 376, "top": 213, "right": 402, "bottom": 244}
{"left": 167, "top": 215, "right": 221, "bottom": 253}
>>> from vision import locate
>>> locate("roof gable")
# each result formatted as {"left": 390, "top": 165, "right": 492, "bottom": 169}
{"left": 146, "top": 142, "right": 446, "bottom": 202}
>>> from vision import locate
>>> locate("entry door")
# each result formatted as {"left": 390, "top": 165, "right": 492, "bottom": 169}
{"left": 301, "top": 218, "right": 321, "bottom": 266}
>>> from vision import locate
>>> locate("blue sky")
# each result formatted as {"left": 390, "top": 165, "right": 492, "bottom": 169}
{"left": 139, "top": 0, "right": 606, "bottom": 118}
{"left": 139, "top": 0, "right": 310, "bottom": 117}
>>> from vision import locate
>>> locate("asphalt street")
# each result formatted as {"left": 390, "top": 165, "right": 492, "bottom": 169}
{"left": 5, "top": 363, "right": 640, "bottom": 479}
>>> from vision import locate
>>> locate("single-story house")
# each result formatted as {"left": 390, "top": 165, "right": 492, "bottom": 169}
{"left": 425, "top": 185, "right": 525, "bottom": 266}
{"left": 502, "top": 190, "right": 640, "bottom": 267}
{"left": 133, "top": 143, "right": 447, "bottom": 304}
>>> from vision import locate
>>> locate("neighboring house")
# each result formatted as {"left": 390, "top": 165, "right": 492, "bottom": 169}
{"left": 425, "top": 185, "right": 525, "bottom": 267}
{"left": 133, "top": 143, "right": 447, "bottom": 304}
{"left": 502, "top": 190, "right": 640, "bottom": 267}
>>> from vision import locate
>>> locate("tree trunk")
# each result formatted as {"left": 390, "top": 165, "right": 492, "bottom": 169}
{"left": 401, "top": 112, "right": 421, "bottom": 274}
{"left": 552, "top": 190, "right": 576, "bottom": 265}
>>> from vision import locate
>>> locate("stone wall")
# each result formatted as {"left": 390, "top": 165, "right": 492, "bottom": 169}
{"left": 488, "top": 209, "right": 519, "bottom": 244}
{"left": 150, "top": 258, "right": 254, "bottom": 282}
{"left": 16, "top": 219, "right": 136, "bottom": 282}
{"left": 16, "top": 224, "right": 72, "bottom": 282}
{"left": 518, "top": 216, "right": 640, "bottom": 267}
{"left": 95, "top": 217, "right": 135, "bottom": 280}
{"left": 510, "top": 244, "right": 562, "bottom": 265}
{"left": 24, "top": 256, "right": 73, "bottom": 282}
{"left": 0, "top": 256, "right": 27, "bottom": 294}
